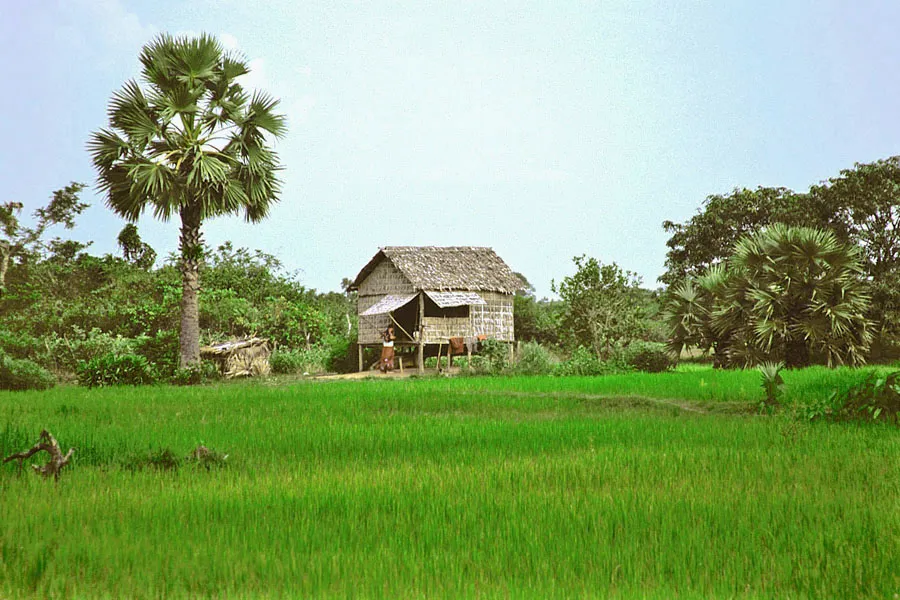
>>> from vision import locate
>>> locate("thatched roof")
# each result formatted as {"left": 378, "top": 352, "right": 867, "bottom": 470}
{"left": 350, "top": 246, "right": 523, "bottom": 294}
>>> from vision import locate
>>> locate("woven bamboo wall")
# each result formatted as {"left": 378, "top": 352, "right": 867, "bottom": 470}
{"left": 471, "top": 292, "right": 514, "bottom": 341}
{"left": 358, "top": 260, "right": 416, "bottom": 344}
{"left": 422, "top": 316, "right": 471, "bottom": 343}
{"left": 422, "top": 292, "right": 514, "bottom": 343}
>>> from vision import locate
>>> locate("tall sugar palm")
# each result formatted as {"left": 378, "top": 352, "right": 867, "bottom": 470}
{"left": 727, "top": 224, "right": 872, "bottom": 367}
{"left": 662, "top": 264, "right": 738, "bottom": 367}
{"left": 89, "top": 34, "right": 286, "bottom": 367}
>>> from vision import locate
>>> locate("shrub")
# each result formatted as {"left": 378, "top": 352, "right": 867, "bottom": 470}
{"left": 555, "top": 347, "right": 609, "bottom": 376}
{"left": 804, "top": 371, "right": 900, "bottom": 423}
{"left": 324, "top": 336, "right": 354, "bottom": 373}
{"left": 621, "top": 341, "right": 674, "bottom": 373}
{"left": 0, "top": 353, "right": 56, "bottom": 391}
{"left": 0, "top": 329, "right": 42, "bottom": 361}
{"left": 270, "top": 346, "right": 330, "bottom": 375}
{"left": 479, "top": 339, "right": 510, "bottom": 373}
{"left": 171, "top": 361, "right": 219, "bottom": 386}
{"left": 49, "top": 328, "right": 138, "bottom": 374}
{"left": 511, "top": 342, "right": 558, "bottom": 375}
{"left": 458, "top": 339, "right": 511, "bottom": 376}
{"left": 134, "top": 330, "right": 180, "bottom": 380}
{"left": 128, "top": 447, "right": 181, "bottom": 472}
{"left": 76, "top": 353, "right": 155, "bottom": 387}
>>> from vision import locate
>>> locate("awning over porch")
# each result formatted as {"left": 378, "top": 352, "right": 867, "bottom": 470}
{"left": 360, "top": 293, "right": 418, "bottom": 316}
{"left": 424, "top": 290, "right": 486, "bottom": 308}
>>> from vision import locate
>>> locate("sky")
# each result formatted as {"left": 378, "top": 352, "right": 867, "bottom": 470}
{"left": 3, "top": 1, "right": 900, "bottom": 298}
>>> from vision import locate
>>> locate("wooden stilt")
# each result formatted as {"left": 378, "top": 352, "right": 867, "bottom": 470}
{"left": 417, "top": 293, "right": 425, "bottom": 374}
{"left": 357, "top": 343, "right": 364, "bottom": 372}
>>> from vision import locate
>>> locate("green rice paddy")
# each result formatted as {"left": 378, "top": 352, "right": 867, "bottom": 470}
{"left": 1, "top": 367, "right": 898, "bottom": 598}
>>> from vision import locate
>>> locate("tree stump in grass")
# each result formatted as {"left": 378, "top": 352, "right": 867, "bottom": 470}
{"left": 3, "top": 430, "right": 75, "bottom": 480}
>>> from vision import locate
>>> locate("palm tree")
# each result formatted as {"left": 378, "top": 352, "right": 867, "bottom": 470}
{"left": 729, "top": 224, "right": 872, "bottom": 368}
{"left": 662, "top": 264, "right": 735, "bottom": 366}
{"left": 89, "top": 34, "right": 286, "bottom": 367}
{"left": 665, "top": 225, "right": 873, "bottom": 368}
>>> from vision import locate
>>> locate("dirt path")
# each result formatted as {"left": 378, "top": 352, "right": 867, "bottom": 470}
{"left": 313, "top": 367, "right": 461, "bottom": 380}
{"left": 461, "top": 389, "right": 711, "bottom": 414}
{"left": 309, "top": 373, "right": 754, "bottom": 415}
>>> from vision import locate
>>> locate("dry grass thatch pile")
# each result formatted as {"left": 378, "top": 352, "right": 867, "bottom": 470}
{"left": 200, "top": 338, "right": 271, "bottom": 378}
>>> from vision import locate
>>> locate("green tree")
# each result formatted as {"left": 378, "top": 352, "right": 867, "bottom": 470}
{"left": 0, "top": 182, "right": 88, "bottom": 293}
{"left": 665, "top": 225, "right": 872, "bottom": 368}
{"left": 660, "top": 186, "right": 838, "bottom": 286}
{"left": 553, "top": 256, "right": 647, "bottom": 359}
{"left": 811, "top": 157, "right": 900, "bottom": 279}
{"left": 511, "top": 271, "right": 562, "bottom": 346}
{"left": 514, "top": 294, "right": 562, "bottom": 346}
{"left": 89, "top": 34, "right": 286, "bottom": 366}
{"left": 117, "top": 224, "right": 157, "bottom": 269}
{"left": 810, "top": 157, "right": 900, "bottom": 349}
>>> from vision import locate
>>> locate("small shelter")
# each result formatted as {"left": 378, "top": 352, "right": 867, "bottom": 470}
{"left": 348, "top": 246, "right": 523, "bottom": 372}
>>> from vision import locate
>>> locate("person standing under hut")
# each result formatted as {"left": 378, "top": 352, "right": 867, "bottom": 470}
{"left": 380, "top": 324, "right": 396, "bottom": 373}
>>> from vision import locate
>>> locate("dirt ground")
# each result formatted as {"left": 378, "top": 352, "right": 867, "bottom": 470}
{"left": 314, "top": 367, "right": 462, "bottom": 380}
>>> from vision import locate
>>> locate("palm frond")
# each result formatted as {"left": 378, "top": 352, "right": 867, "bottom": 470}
{"left": 245, "top": 91, "right": 287, "bottom": 138}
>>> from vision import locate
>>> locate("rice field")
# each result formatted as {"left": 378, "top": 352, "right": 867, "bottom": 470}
{"left": 1, "top": 367, "right": 899, "bottom": 598}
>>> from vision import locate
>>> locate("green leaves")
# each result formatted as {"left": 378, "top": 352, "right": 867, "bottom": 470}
{"left": 666, "top": 226, "right": 873, "bottom": 368}
{"left": 246, "top": 91, "right": 287, "bottom": 138}
{"left": 554, "top": 256, "right": 648, "bottom": 359}
{"left": 757, "top": 361, "right": 784, "bottom": 407}
{"left": 90, "top": 33, "right": 286, "bottom": 225}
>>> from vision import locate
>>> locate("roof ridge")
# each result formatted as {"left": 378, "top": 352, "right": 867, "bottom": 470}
{"left": 350, "top": 246, "right": 522, "bottom": 293}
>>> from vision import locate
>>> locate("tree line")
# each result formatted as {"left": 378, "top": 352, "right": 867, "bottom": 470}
{"left": 4, "top": 32, "right": 898, "bottom": 390}
{"left": 660, "top": 158, "right": 900, "bottom": 367}
{"left": 0, "top": 186, "right": 355, "bottom": 389}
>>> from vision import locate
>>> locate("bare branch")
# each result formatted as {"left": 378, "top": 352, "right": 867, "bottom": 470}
{"left": 3, "top": 430, "right": 75, "bottom": 480}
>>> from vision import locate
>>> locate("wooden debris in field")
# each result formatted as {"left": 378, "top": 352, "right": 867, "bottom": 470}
{"left": 186, "top": 445, "right": 229, "bottom": 470}
{"left": 189, "top": 445, "right": 212, "bottom": 460}
{"left": 200, "top": 337, "right": 271, "bottom": 378}
{"left": 3, "top": 430, "right": 75, "bottom": 480}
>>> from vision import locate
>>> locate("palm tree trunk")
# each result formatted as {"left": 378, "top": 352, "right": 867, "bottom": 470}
{"left": 0, "top": 241, "right": 9, "bottom": 296}
{"left": 784, "top": 338, "right": 810, "bottom": 368}
{"left": 179, "top": 205, "right": 203, "bottom": 367}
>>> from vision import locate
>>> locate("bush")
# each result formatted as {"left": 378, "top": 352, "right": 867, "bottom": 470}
{"left": 134, "top": 330, "right": 180, "bottom": 380}
{"left": 511, "top": 342, "right": 558, "bottom": 375}
{"left": 621, "top": 341, "right": 674, "bottom": 373}
{"left": 459, "top": 339, "right": 510, "bottom": 375}
{"left": 804, "top": 371, "right": 900, "bottom": 423}
{"left": 48, "top": 327, "right": 138, "bottom": 374}
{"left": 76, "top": 353, "right": 156, "bottom": 387}
{"left": 0, "top": 329, "right": 42, "bottom": 361}
{"left": 0, "top": 353, "right": 56, "bottom": 391}
{"left": 128, "top": 447, "right": 181, "bottom": 472}
{"left": 270, "top": 346, "right": 330, "bottom": 375}
{"left": 555, "top": 346, "right": 610, "bottom": 376}
{"left": 171, "top": 361, "right": 220, "bottom": 386}
{"left": 324, "top": 336, "right": 354, "bottom": 373}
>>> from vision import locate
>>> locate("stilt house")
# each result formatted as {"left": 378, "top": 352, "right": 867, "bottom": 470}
{"left": 348, "top": 246, "right": 523, "bottom": 372}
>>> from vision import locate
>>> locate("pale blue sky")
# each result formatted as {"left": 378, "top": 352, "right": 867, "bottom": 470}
{"left": 3, "top": 1, "right": 900, "bottom": 297}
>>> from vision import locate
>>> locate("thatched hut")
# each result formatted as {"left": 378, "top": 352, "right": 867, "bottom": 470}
{"left": 348, "top": 246, "right": 523, "bottom": 372}
{"left": 200, "top": 338, "right": 271, "bottom": 378}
